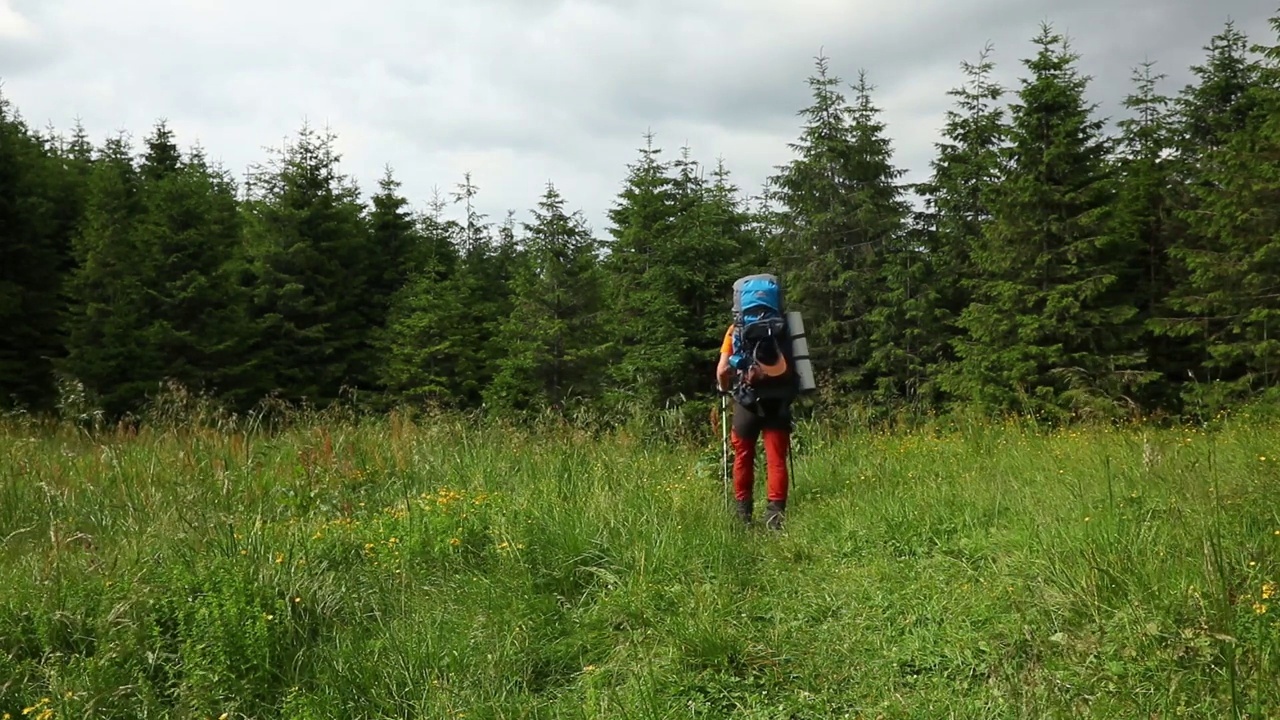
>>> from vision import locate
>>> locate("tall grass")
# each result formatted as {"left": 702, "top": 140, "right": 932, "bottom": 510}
{"left": 1, "top": 402, "right": 1277, "bottom": 718}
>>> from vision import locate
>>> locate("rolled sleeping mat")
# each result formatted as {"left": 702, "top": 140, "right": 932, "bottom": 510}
{"left": 786, "top": 311, "right": 816, "bottom": 393}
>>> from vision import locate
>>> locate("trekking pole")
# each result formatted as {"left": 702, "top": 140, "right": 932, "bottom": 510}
{"left": 788, "top": 430, "right": 797, "bottom": 505}
{"left": 720, "top": 390, "right": 730, "bottom": 510}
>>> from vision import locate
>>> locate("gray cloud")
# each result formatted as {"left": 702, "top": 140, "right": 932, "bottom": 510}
{"left": 0, "top": 0, "right": 1273, "bottom": 237}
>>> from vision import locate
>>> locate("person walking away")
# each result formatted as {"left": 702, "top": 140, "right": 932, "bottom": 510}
{"left": 717, "top": 334, "right": 792, "bottom": 529}
{"left": 715, "top": 274, "right": 801, "bottom": 530}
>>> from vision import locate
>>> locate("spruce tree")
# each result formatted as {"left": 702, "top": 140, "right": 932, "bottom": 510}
{"left": 62, "top": 132, "right": 149, "bottom": 417}
{"left": 916, "top": 44, "right": 1008, "bottom": 405}
{"left": 366, "top": 168, "right": 420, "bottom": 294}
{"left": 1163, "top": 21, "right": 1266, "bottom": 408}
{"left": 359, "top": 167, "right": 422, "bottom": 407}
{"left": 449, "top": 173, "right": 515, "bottom": 407}
{"left": 765, "top": 55, "right": 870, "bottom": 396}
{"left": 665, "top": 150, "right": 765, "bottom": 401}
{"left": 1166, "top": 17, "right": 1280, "bottom": 404}
{"left": 131, "top": 126, "right": 253, "bottom": 409}
{"left": 690, "top": 157, "right": 769, "bottom": 321}
{"left": 1111, "top": 62, "right": 1192, "bottom": 413}
{"left": 56, "top": 123, "right": 253, "bottom": 415}
{"left": 241, "top": 124, "right": 374, "bottom": 408}
{"left": 1174, "top": 22, "right": 1263, "bottom": 163}
{"left": 140, "top": 120, "right": 182, "bottom": 181}
{"left": 485, "top": 183, "right": 606, "bottom": 414}
{"left": 479, "top": 209, "right": 525, "bottom": 388}
{"left": 600, "top": 133, "right": 686, "bottom": 409}
{"left": 0, "top": 94, "right": 73, "bottom": 410}
{"left": 43, "top": 118, "right": 95, "bottom": 285}
{"left": 378, "top": 195, "right": 467, "bottom": 409}
{"left": 952, "top": 24, "right": 1147, "bottom": 420}
{"left": 378, "top": 176, "right": 512, "bottom": 410}
{"left": 836, "top": 72, "right": 919, "bottom": 405}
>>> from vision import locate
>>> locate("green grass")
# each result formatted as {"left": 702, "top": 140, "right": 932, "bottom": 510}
{"left": 1, "top": 410, "right": 1277, "bottom": 719}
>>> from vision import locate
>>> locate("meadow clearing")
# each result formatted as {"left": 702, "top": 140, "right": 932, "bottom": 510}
{"left": 1, "top": 405, "right": 1277, "bottom": 719}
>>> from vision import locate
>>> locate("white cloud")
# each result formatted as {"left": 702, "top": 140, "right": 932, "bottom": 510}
{"left": 0, "top": 0, "right": 1274, "bottom": 235}
{"left": 0, "top": 0, "right": 33, "bottom": 40}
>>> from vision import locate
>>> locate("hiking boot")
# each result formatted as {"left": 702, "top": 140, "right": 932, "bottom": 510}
{"left": 764, "top": 500, "right": 786, "bottom": 531}
{"left": 735, "top": 498, "right": 753, "bottom": 525}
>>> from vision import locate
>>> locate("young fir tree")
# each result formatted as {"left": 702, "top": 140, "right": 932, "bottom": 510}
{"left": 600, "top": 132, "right": 686, "bottom": 410}
{"left": 0, "top": 93, "right": 74, "bottom": 411}
{"left": 1111, "top": 62, "right": 1192, "bottom": 413}
{"left": 1166, "top": 17, "right": 1280, "bottom": 404}
{"left": 448, "top": 174, "right": 517, "bottom": 407}
{"left": 1174, "top": 22, "right": 1264, "bottom": 164}
{"left": 42, "top": 118, "right": 95, "bottom": 290}
{"left": 689, "top": 158, "right": 768, "bottom": 326}
{"left": 241, "top": 124, "right": 374, "bottom": 408}
{"left": 1162, "top": 21, "right": 1266, "bottom": 407}
{"left": 953, "top": 24, "right": 1147, "bottom": 421}
{"left": 664, "top": 150, "right": 765, "bottom": 401}
{"left": 377, "top": 192, "right": 468, "bottom": 409}
{"left": 129, "top": 124, "right": 253, "bottom": 409}
{"left": 61, "top": 132, "right": 149, "bottom": 417}
{"left": 765, "top": 55, "right": 873, "bottom": 397}
{"left": 24, "top": 119, "right": 95, "bottom": 411}
{"left": 484, "top": 183, "right": 606, "bottom": 414}
{"left": 835, "top": 72, "right": 925, "bottom": 406}
{"left": 139, "top": 121, "right": 182, "bottom": 181}
{"left": 478, "top": 208, "right": 526, "bottom": 396}
{"left": 358, "top": 166, "right": 422, "bottom": 408}
{"left": 58, "top": 123, "right": 253, "bottom": 416}
{"left": 916, "top": 44, "right": 1008, "bottom": 405}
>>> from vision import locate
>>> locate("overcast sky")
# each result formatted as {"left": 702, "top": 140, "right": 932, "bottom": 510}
{"left": 0, "top": 0, "right": 1273, "bottom": 237}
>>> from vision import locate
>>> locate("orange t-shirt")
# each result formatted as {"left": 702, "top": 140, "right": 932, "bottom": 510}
{"left": 720, "top": 324, "right": 734, "bottom": 355}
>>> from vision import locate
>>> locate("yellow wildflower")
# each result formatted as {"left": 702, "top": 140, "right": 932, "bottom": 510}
{"left": 1254, "top": 602, "right": 1268, "bottom": 615}
{"left": 450, "top": 537, "right": 460, "bottom": 547}
{"left": 1263, "top": 582, "right": 1276, "bottom": 600}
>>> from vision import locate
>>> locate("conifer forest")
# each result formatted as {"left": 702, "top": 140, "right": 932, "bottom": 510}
{"left": 6, "top": 11, "right": 1280, "bottom": 719}
{"left": 4, "top": 16, "right": 1280, "bottom": 428}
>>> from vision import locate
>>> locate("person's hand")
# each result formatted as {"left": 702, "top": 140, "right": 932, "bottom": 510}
{"left": 716, "top": 365, "right": 733, "bottom": 393}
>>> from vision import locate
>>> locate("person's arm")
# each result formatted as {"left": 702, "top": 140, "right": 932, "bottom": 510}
{"left": 716, "top": 325, "right": 736, "bottom": 392}
{"left": 717, "top": 352, "right": 733, "bottom": 392}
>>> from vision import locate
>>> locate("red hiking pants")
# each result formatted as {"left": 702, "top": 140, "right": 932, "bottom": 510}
{"left": 731, "top": 416, "right": 790, "bottom": 503}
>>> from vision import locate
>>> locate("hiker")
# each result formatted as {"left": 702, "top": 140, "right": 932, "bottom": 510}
{"left": 716, "top": 330, "right": 792, "bottom": 529}
{"left": 715, "top": 273, "right": 810, "bottom": 530}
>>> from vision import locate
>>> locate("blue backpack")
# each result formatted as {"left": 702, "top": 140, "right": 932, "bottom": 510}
{"left": 729, "top": 274, "right": 799, "bottom": 408}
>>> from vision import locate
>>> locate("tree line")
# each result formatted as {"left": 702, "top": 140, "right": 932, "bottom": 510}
{"left": 2, "top": 17, "right": 1279, "bottom": 427}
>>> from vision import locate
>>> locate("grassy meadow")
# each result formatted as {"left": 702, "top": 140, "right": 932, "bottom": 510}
{"left": 1, "top": 403, "right": 1278, "bottom": 719}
